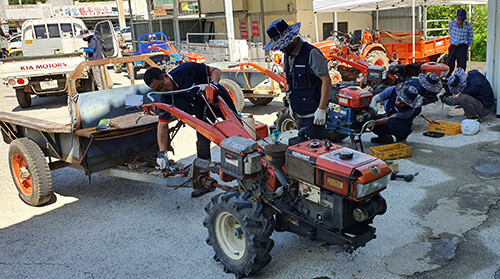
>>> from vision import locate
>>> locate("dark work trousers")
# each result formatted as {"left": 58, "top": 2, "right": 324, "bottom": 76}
{"left": 446, "top": 44, "right": 468, "bottom": 77}
{"left": 372, "top": 115, "right": 413, "bottom": 142}
{"left": 297, "top": 117, "right": 325, "bottom": 141}
{"left": 458, "top": 94, "right": 493, "bottom": 118}
{"left": 160, "top": 87, "right": 236, "bottom": 161}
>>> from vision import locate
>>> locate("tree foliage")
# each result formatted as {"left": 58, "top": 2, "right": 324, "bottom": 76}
{"left": 427, "top": 4, "right": 488, "bottom": 62}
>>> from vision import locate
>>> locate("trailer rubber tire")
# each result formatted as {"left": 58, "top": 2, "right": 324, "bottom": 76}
{"left": 274, "top": 108, "right": 297, "bottom": 132}
{"left": 365, "top": 50, "right": 390, "bottom": 67}
{"left": 15, "top": 88, "right": 31, "bottom": 108}
{"left": 248, "top": 97, "right": 274, "bottom": 106}
{"left": 204, "top": 192, "right": 274, "bottom": 278}
{"left": 9, "top": 138, "right": 52, "bottom": 206}
{"left": 220, "top": 79, "right": 245, "bottom": 113}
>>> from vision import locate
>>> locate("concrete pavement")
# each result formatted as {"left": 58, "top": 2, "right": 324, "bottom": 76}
{"left": 0, "top": 68, "right": 499, "bottom": 279}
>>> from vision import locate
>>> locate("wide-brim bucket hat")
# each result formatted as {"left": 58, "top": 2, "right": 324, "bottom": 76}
{"left": 263, "top": 19, "right": 301, "bottom": 52}
{"left": 396, "top": 84, "right": 423, "bottom": 108}
{"left": 418, "top": 72, "right": 442, "bottom": 93}
{"left": 78, "top": 29, "right": 93, "bottom": 39}
{"left": 448, "top": 67, "right": 467, "bottom": 95}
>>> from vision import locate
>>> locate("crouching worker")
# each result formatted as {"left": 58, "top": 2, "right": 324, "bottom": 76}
{"left": 369, "top": 84, "right": 423, "bottom": 144}
{"left": 442, "top": 68, "right": 495, "bottom": 122}
{"left": 143, "top": 63, "right": 237, "bottom": 197}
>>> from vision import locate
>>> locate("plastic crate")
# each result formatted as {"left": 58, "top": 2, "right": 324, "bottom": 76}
{"left": 428, "top": 121, "right": 461, "bottom": 135}
{"left": 370, "top": 142, "right": 412, "bottom": 161}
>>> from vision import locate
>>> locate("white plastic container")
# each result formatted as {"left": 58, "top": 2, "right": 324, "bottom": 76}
{"left": 241, "top": 114, "right": 256, "bottom": 140}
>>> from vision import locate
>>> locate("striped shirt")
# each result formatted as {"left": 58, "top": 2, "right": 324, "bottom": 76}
{"left": 449, "top": 20, "right": 473, "bottom": 46}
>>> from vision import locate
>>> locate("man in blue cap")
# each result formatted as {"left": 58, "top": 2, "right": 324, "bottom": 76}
{"left": 446, "top": 8, "right": 473, "bottom": 77}
{"left": 264, "top": 19, "right": 331, "bottom": 140}
{"left": 369, "top": 84, "right": 423, "bottom": 144}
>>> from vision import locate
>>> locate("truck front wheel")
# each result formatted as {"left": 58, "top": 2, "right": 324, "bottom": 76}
{"left": 15, "top": 89, "right": 31, "bottom": 108}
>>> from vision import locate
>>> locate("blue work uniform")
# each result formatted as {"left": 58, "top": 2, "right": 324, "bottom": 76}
{"left": 158, "top": 62, "right": 236, "bottom": 160}
{"left": 284, "top": 39, "right": 328, "bottom": 140}
{"left": 87, "top": 36, "right": 103, "bottom": 60}
{"left": 372, "top": 86, "right": 422, "bottom": 142}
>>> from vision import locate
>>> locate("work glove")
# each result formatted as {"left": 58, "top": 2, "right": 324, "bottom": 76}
{"left": 369, "top": 98, "right": 378, "bottom": 110}
{"left": 157, "top": 151, "right": 169, "bottom": 170}
{"left": 313, "top": 108, "right": 327, "bottom": 126}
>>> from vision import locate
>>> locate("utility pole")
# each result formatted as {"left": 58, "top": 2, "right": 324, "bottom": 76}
{"left": 173, "top": 0, "right": 181, "bottom": 44}
{"left": 224, "top": 0, "right": 236, "bottom": 61}
{"left": 116, "top": 0, "right": 127, "bottom": 30}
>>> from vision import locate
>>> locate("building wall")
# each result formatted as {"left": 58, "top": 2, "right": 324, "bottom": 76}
{"left": 200, "top": 0, "right": 372, "bottom": 43}
{"left": 486, "top": 0, "right": 499, "bottom": 115}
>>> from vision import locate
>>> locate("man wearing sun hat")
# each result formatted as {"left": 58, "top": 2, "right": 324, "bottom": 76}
{"left": 264, "top": 19, "right": 331, "bottom": 140}
{"left": 369, "top": 84, "right": 423, "bottom": 144}
{"left": 404, "top": 72, "right": 443, "bottom": 104}
{"left": 446, "top": 8, "right": 473, "bottom": 77}
{"left": 443, "top": 68, "right": 494, "bottom": 121}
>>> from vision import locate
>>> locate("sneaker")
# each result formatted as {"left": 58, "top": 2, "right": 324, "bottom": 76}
{"left": 370, "top": 135, "right": 394, "bottom": 144}
{"left": 191, "top": 187, "right": 215, "bottom": 198}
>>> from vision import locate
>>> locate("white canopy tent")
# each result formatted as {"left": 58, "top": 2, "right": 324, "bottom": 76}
{"left": 313, "top": 0, "right": 487, "bottom": 62}
{"left": 313, "top": 0, "right": 487, "bottom": 13}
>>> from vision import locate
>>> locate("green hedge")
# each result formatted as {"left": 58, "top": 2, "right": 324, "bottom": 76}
{"left": 427, "top": 4, "right": 488, "bottom": 62}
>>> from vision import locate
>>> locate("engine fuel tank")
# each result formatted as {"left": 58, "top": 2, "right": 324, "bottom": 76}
{"left": 286, "top": 140, "right": 391, "bottom": 199}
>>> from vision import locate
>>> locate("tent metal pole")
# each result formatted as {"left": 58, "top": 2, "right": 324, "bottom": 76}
{"left": 333, "top": 12, "right": 338, "bottom": 32}
{"left": 376, "top": 5, "right": 379, "bottom": 30}
{"left": 468, "top": 4, "right": 472, "bottom": 67}
{"left": 412, "top": 0, "right": 416, "bottom": 63}
{"left": 314, "top": 12, "right": 320, "bottom": 42}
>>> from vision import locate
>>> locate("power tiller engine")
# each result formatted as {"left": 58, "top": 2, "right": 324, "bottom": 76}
{"left": 327, "top": 85, "right": 375, "bottom": 136}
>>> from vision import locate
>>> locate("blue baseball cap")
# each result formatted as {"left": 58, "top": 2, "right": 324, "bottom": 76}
{"left": 457, "top": 8, "right": 467, "bottom": 20}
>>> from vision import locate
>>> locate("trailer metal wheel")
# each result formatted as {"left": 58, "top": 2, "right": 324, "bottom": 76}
{"left": 204, "top": 192, "right": 274, "bottom": 278}
{"left": 274, "top": 108, "right": 297, "bottom": 132}
{"left": 15, "top": 89, "right": 31, "bottom": 108}
{"left": 220, "top": 79, "right": 245, "bottom": 113}
{"left": 248, "top": 97, "right": 273, "bottom": 106}
{"left": 9, "top": 138, "right": 52, "bottom": 206}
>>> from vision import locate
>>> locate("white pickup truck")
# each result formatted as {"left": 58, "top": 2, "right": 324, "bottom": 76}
{"left": 0, "top": 18, "right": 118, "bottom": 108}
